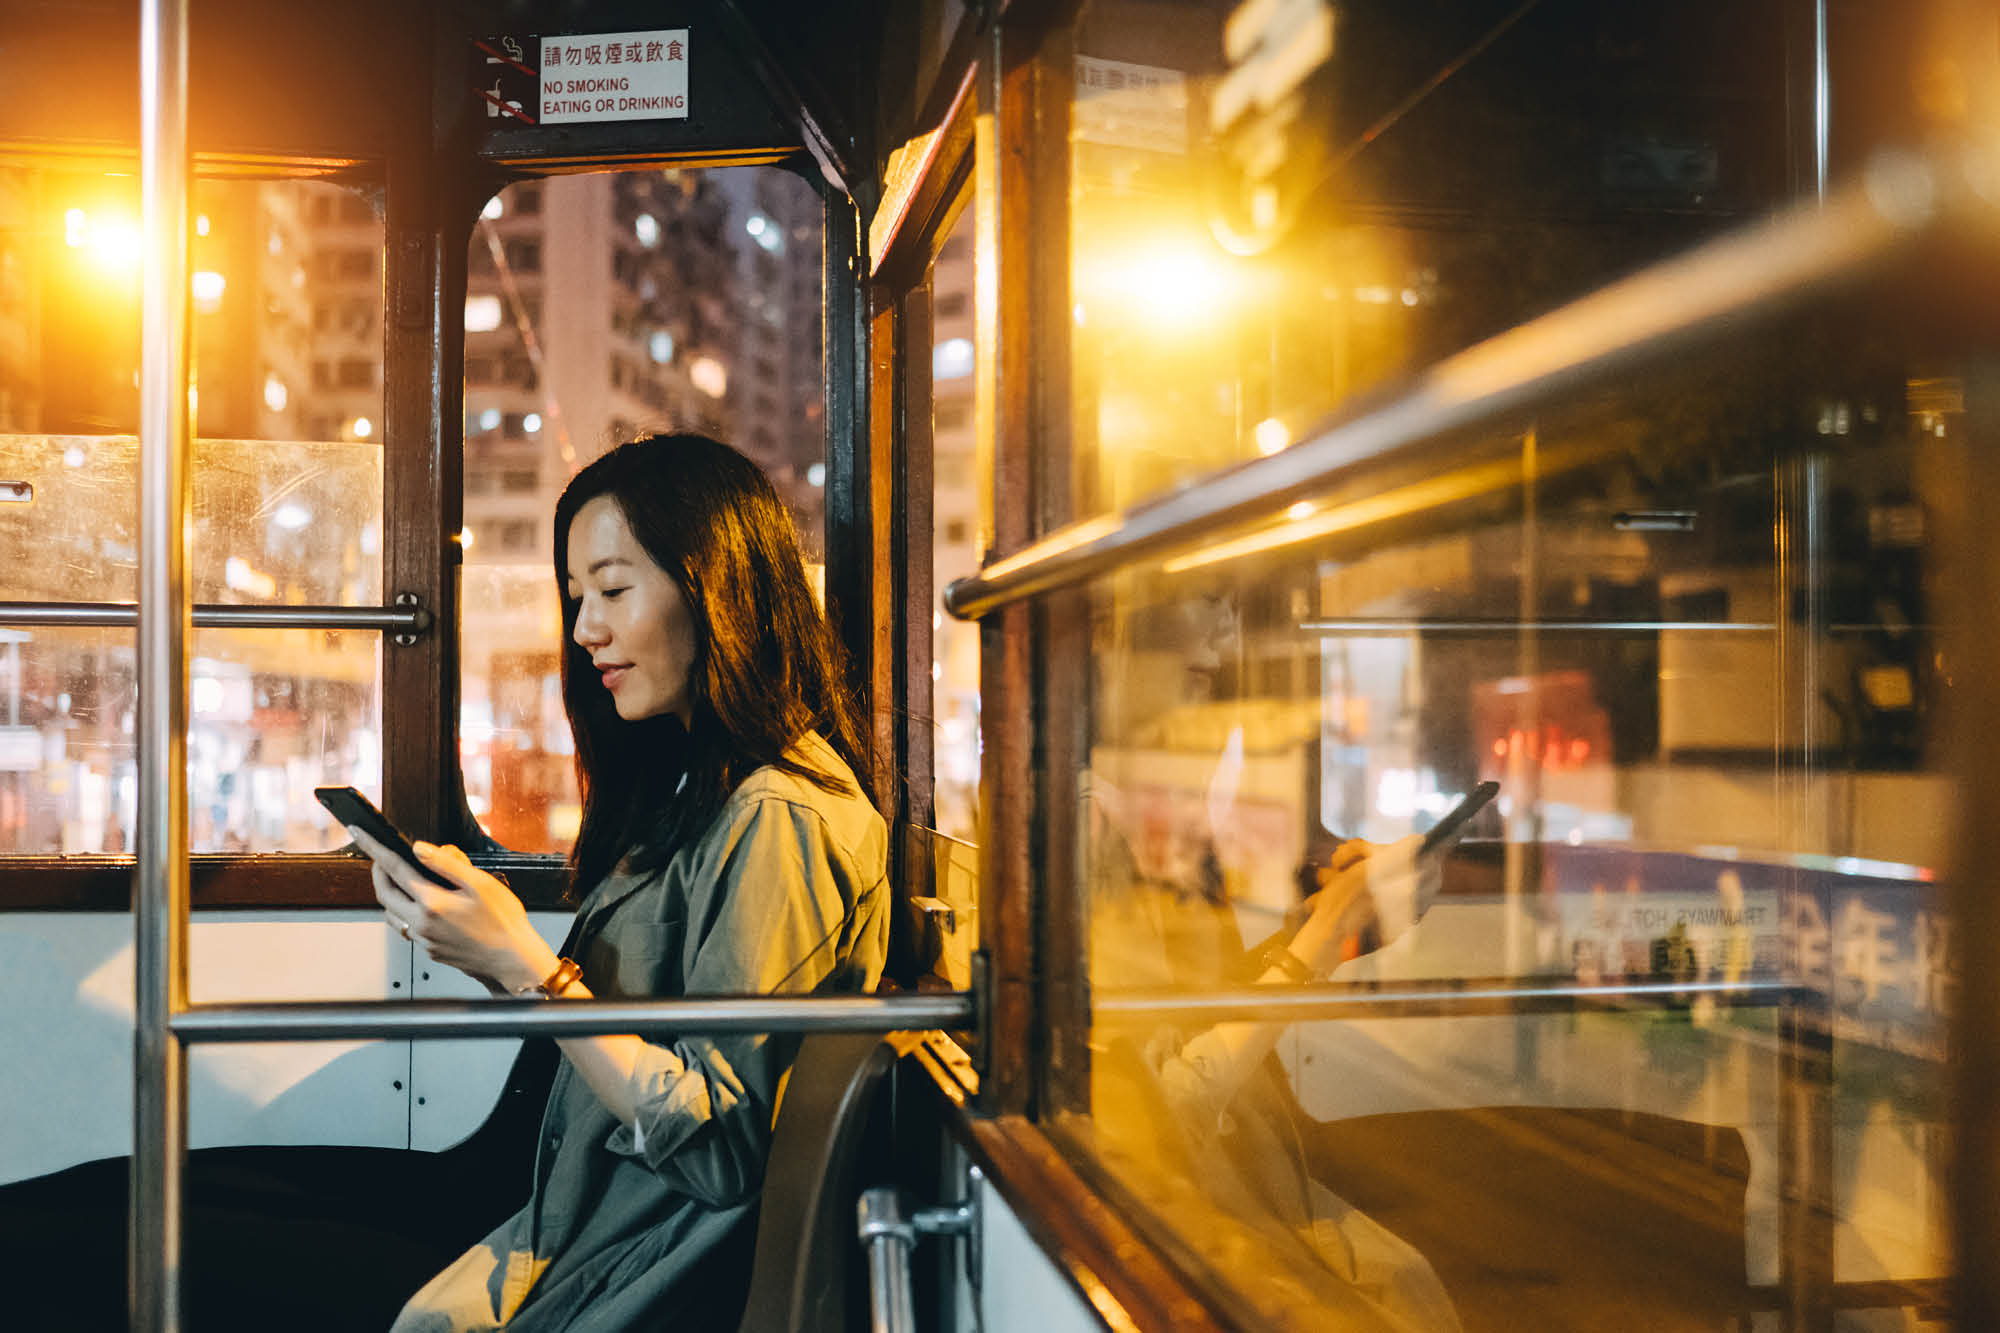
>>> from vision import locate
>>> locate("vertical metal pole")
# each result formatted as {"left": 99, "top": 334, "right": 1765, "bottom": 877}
{"left": 132, "top": 0, "right": 193, "bottom": 1329}
{"left": 1810, "top": 0, "right": 1829, "bottom": 202}
{"left": 1776, "top": 449, "right": 1834, "bottom": 1332}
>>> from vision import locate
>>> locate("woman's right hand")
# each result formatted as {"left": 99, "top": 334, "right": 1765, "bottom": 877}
{"left": 1290, "top": 834, "right": 1439, "bottom": 972}
{"left": 355, "top": 828, "right": 559, "bottom": 995}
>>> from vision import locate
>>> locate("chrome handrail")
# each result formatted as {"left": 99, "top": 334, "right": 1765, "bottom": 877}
{"left": 0, "top": 601, "right": 430, "bottom": 632}
{"left": 942, "top": 143, "right": 1996, "bottom": 620}
{"left": 134, "top": 0, "right": 191, "bottom": 1328}
{"left": 1092, "top": 978, "right": 1803, "bottom": 1024}
{"left": 172, "top": 993, "right": 977, "bottom": 1043}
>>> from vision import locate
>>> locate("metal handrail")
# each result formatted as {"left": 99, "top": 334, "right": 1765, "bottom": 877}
{"left": 1093, "top": 978, "right": 1803, "bottom": 1024}
{"left": 134, "top": 1, "right": 190, "bottom": 1329}
{"left": 942, "top": 143, "right": 1996, "bottom": 621}
{"left": 172, "top": 992, "right": 976, "bottom": 1043}
{"left": 0, "top": 600, "right": 430, "bottom": 632}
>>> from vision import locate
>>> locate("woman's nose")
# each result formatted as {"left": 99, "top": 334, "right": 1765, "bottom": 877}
{"left": 573, "top": 604, "right": 608, "bottom": 648}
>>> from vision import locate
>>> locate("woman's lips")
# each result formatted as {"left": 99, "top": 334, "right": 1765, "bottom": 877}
{"left": 599, "top": 666, "right": 630, "bottom": 691}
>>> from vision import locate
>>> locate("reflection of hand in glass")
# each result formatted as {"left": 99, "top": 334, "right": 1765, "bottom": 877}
{"left": 1282, "top": 834, "right": 1439, "bottom": 978}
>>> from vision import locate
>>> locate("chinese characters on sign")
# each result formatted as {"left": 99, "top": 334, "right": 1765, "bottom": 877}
{"left": 1551, "top": 846, "right": 1953, "bottom": 1061}
{"left": 1072, "top": 55, "right": 1188, "bottom": 155}
{"left": 541, "top": 29, "right": 689, "bottom": 124}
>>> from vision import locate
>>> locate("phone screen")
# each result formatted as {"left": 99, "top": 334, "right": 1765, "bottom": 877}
{"left": 313, "top": 786, "right": 456, "bottom": 889}
{"left": 1418, "top": 780, "right": 1500, "bottom": 855}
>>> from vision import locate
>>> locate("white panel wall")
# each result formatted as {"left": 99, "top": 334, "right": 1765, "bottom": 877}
{"left": 949, "top": 1153, "right": 1106, "bottom": 1333}
{"left": 1, "top": 908, "right": 572, "bottom": 1184}
{"left": 408, "top": 911, "right": 570, "bottom": 1151}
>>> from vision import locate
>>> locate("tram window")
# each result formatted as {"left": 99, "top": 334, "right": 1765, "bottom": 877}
{"left": 930, "top": 203, "right": 981, "bottom": 849}
{"left": 459, "top": 167, "right": 824, "bottom": 853}
{"left": 1041, "top": 2, "right": 1952, "bottom": 1328}
{"left": 0, "top": 174, "right": 386, "bottom": 856}
{"left": 1071, "top": 361, "right": 1958, "bottom": 1331}
{"left": 1065, "top": 0, "right": 1786, "bottom": 516}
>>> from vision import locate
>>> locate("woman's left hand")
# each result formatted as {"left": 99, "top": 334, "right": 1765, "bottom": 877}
{"left": 354, "top": 828, "right": 559, "bottom": 995}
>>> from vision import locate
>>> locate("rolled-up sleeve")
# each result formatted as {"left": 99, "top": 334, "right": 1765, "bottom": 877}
{"left": 603, "top": 792, "right": 876, "bottom": 1206}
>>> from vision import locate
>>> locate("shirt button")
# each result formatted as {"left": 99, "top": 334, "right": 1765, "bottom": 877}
{"left": 547, "top": 1134, "right": 563, "bottom": 1152}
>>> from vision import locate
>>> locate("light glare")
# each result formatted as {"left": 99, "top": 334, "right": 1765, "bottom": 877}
{"left": 464, "top": 294, "right": 503, "bottom": 332}
{"left": 1254, "top": 418, "right": 1291, "bottom": 455}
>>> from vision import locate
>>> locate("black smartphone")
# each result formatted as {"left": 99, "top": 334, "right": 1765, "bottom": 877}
{"left": 1418, "top": 780, "right": 1500, "bottom": 855}
{"left": 313, "top": 785, "right": 457, "bottom": 889}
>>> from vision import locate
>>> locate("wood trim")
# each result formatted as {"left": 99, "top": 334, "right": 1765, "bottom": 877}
{"left": 972, "top": 0, "right": 1076, "bottom": 1118}
{"left": 824, "top": 192, "right": 897, "bottom": 818}
{"left": 870, "top": 63, "right": 977, "bottom": 288}
{"left": 380, "top": 148, "right": 464, "bottom": 842}
{"left": 0, "top": 856, "right": 572, "bottom": 912}
{"left": 956, "top": 1113, "right": 1230, "bottom": 1333}
{"left": 898, "top": 281, "right": 938, "bottom": 837}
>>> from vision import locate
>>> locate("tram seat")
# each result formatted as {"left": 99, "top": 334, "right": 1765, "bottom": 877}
{"left": 736, "top": 1030, "right": 900, "bottom": 1333}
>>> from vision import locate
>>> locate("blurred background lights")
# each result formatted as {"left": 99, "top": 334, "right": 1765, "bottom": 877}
{"left": 191, "top": 270, "right": 225, "bottom": 311}
{"left": 634, "top": 212, "right": 660, "bottom": 247}
{"left": 745, "top": 213, "right": 783, "bottom": 254}
{"left": 478, "top": 407, "right": 501, "bottom": 431}
{"left": 807, "top": 462, "right": 826, "bottom": 488}
{"left": 223, "top": 556, "right": 277, "bottom": 598}
{"left": 350, "top": 416, "right": 372, "bottom": 439}
{"left": 1254, "top": 417, "right": 1291, "bottom": 455}
{"left": 272, "top": 502, "right": 312, "bottom": 532}
{"left": 1084, "top": 242, "right": 1230, "bottom": 329}
{"left": 481, "top": 195, "right": 504, "bottom": 220}
{"left": 464, "top": 294, "right": 502, "bottom": 332}
{"left": 65, "top": 209, "right": 143, "bottom": 270}
{"left": 648, "top": 330, "right": 674, "bottom": 364}
{"left": 690, "top": 355, "right": 727, "bottom": 398}
{"left": 933, "top": 337, "right": 974, "bottom": 380}
{"left": 262, "top": 373, "right": 287, "bottom": 413}
{"left": 522, "top": 412, "right": 541, "bottom": 434}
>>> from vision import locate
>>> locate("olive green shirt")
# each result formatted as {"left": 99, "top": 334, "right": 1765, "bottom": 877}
{"left": 394, "top": 733, "right": 889, "bottom": 1332}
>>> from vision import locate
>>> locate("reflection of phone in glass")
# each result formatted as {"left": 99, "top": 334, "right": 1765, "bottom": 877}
{"left": 1418, "top": 781, "right": 1500, "bottom": 856}
{"left": 313, "top": 786, "right": 456, "bottom": 889}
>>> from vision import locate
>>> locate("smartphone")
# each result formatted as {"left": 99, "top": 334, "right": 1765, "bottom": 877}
{"left": 1418, "top": 780, "right": 1500, "bottom": 856}
{"left": 313, "top": 785, "right": 457, "bottom": 889}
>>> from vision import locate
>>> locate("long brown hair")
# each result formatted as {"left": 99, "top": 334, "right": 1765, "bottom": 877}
{"left": 552, "top": 434, "right": 875, "bottom": 895}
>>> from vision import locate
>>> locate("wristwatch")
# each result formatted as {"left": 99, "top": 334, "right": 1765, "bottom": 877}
{"left": 1259, "top": 941, "right": 1318, "bottom": 984}
{"left": 516, "top": 956, "right": 584, "bottom": 999}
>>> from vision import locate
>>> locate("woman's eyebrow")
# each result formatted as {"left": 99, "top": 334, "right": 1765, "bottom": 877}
{"left": 566, "top": 556, "right": 633, "bottom": 583}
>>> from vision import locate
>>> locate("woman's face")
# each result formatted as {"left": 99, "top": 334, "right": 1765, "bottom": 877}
{"left": 566, "top": 495, "right": 697, "bottom": 724}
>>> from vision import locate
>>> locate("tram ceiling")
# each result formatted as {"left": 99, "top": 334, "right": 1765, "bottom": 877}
{"left": 0, "top": 0, "right": 968, "bottom": 203}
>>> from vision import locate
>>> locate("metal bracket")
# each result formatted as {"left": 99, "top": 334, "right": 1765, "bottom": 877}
{"left": 856, "top": 1164, "right": 984, "bottom": 1333}
{"left": 969, "top": 948, "right": 992, "bottom": 1080}
{"left": 391, "top": 592, "right": 433, "bottom": 646}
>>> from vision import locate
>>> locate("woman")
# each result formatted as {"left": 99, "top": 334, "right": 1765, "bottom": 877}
{"left": 350, "top": 434, "right": 890, "bottom": 1332}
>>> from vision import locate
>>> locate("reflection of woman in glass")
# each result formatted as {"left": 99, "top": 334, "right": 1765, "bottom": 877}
{"left": 350, "top": 435, "right": 890, "bottom": 1331}
{"left": 1096, "top": 828, "right": 1462, "bottom": 1331}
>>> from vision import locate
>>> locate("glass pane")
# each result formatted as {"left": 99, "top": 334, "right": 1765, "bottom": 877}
{"left": 0, "top": 435, "right": 382, "bottom": 605}
{"left": 461, "top": 167, "right": 825, "bottom": 852}
{"left": 933, "top": 214, "right": 981, "bottom": 844}
{"left": 0, "top": 173, "right": 387, "bottom": 858}
{"left": 1053, "top": 2, "right": 1951, "bottom": 1328}
{"left": 0, "top": 626, "right": 380, "bottom": 853}
{"left": 1066, "top": 3, "right": 1787, "bottom": 516}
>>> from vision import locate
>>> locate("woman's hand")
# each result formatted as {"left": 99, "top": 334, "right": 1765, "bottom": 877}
{"left": 1289, "top": 834, "right": 1441, "bottom": 971}
{"left": 354, "top": 828, "right": 559, "bottom": 996}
